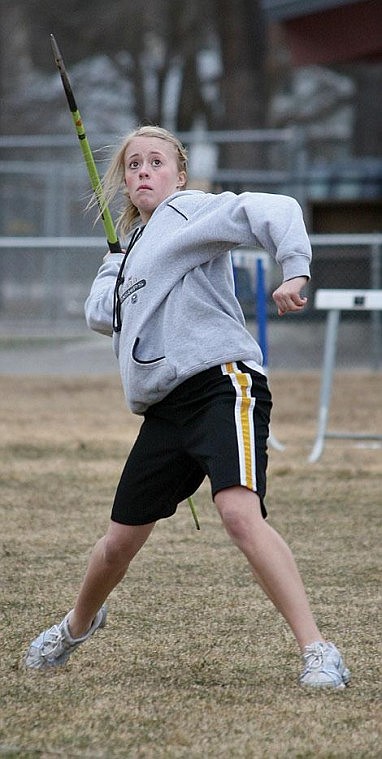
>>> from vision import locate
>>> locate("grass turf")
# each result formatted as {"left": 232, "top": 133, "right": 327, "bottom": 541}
{"left": 0, "top": 373, "right": 381, "bottom": 758}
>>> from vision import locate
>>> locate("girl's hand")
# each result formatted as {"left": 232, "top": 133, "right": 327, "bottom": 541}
{"left": 272, "top": 276, "right": 309, "bottom": 316}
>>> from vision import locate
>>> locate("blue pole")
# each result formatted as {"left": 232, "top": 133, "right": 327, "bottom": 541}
{"left": 256, "top": 257, "right": 268, "bottom": 368}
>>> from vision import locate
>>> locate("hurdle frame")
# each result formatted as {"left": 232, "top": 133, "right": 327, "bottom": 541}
{"left": 308, "top": 288, "right": 382, "bottom": 463}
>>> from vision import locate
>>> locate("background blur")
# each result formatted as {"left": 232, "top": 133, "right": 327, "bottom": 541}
{"left": 0, "top": 0, "right": 381, "bottom": 371}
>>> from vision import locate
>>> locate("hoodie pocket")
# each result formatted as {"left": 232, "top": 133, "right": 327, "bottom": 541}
{"left": 128, "top": 337, "right": 178, "bottom": 407}
{"left": 132, "top": 337, "right": 165, "bottom": 365}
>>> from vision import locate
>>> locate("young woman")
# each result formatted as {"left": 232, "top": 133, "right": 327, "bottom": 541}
{"left": 25, "top": 126, "right": 350, "bottom": 688}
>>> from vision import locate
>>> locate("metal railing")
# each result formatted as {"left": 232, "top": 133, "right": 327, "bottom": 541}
{"left": 0, "top": 234, "right": 381, "bottom": 368}
{"left": 2, "top": 128, "right": 381, "bottom": 239}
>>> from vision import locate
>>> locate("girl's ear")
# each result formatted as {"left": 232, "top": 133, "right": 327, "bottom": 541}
{"left": 177, "top": 171, "right": 187, "bottom": 189}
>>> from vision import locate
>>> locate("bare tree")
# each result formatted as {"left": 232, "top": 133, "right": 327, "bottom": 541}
{"left": 119, "top": 1, "right": 217, "bottom": 130}
{"left": 3, "top": 0, "right": 380, "bottom": 179}
{"left": 0, "top": 0, "right": 216, "bottom": 133}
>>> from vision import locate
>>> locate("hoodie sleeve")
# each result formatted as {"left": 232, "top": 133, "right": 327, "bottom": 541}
{"left": 167, "top": 190, "right": 312, "bottom": 281}
{"left": 84, "top": 253, "right": 124, "bottom": 337}
{"left": 226, "top": 192, "right": 312, "bottom": 281}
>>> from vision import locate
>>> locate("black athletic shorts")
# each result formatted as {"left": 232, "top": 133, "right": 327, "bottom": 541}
{"left": 111, "top": 361, "right": 272, "bottom": 525}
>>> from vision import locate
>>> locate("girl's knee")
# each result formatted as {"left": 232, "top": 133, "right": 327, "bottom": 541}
{"left": 214, "top": 487, "right": 263, "bottom": 543}
{"left": 102, "top": 520, "right": 154, "bottom": 568}
{"left": 102, "top": 533, "right": 130, "bottom": 571}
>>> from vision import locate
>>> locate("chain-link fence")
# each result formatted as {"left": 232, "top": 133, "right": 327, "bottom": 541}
{"left": 0, "top": 131, "right": 381, "bottom": 370}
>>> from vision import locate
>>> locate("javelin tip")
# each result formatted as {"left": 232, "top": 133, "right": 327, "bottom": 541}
{"left": 50, "top": 33, "right": 77, "bottom": 111}
{"left": 50, "top": 34, "right": 64, "bottom": 68}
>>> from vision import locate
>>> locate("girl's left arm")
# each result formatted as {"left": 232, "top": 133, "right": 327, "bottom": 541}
{"left": 233, "top": 192, "right": 312, "bottom": 282}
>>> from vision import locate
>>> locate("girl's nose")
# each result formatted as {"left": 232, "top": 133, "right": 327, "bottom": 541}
{"left": 139, "top": 162, "right": 150, "bottom": 177}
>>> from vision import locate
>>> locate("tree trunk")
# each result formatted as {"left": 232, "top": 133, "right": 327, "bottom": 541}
{"left": 0, "top": 1, "right": 31, "bottom": 133}
{"left": 215, "top": 0, "right": 269, "bottom": 169}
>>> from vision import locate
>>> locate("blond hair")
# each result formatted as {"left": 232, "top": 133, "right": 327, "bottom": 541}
{"left": 96, "top": 125, "right": 188, "bottom": 236}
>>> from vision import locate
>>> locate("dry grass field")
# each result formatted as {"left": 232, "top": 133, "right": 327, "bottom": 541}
{"left": 0, "top": 372, "right": 381, "bottom": 758}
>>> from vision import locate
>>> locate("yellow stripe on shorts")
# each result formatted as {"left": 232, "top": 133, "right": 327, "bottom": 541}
{"left": 222, "top": 362, "right": 257, "bottom": 490}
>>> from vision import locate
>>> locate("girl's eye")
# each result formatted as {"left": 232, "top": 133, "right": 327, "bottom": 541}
{"left": 152, "top": 159, "right": 162, "bottom": 167}
{"left": 129, "top": 161, "right": 139, "bottom": 169}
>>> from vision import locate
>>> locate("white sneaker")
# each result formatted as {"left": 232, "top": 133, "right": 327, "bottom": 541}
{"left": 25, "top": 606, "right": 107, "bottom": 670}
{"left": 300, "top": 641, "right": 351, "bottom": 689}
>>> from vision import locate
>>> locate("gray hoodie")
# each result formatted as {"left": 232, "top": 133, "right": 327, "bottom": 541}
{"left": 85, "top": 189, "right": 311, "bottom": 414}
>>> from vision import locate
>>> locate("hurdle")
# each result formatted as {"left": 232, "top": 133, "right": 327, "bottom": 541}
{"left": 308, "top": 289, "right": 382, "bottom": 463}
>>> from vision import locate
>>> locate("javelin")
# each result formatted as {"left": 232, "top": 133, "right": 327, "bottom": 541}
{"left": 49, "top": 34, "right": 200, "bottom": 530}
{"left": 50, "top": 34, "right": 122, "bottom": 254}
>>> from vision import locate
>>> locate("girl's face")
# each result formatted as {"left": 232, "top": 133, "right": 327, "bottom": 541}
{"left": 124, "top": 136, "right": 186, "bottom": 223}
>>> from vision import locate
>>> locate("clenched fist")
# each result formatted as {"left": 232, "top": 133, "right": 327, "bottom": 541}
{"left": 272, "top": 276, "right": 309, "bottom": 316}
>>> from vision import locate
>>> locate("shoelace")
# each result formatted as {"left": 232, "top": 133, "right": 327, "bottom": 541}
{"left": 303, "top": 643, "right": 326, "bottom": 670}
{"left": 41, "top": 624, "right": 66, "bottom": 658}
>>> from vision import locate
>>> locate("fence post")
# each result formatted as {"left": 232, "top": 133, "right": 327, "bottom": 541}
{"left": 370, "top": 240, "right": 382, "bottom": 370}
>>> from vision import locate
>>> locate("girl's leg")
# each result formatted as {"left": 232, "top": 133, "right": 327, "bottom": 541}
{"left": 68, "top": 520, "right": 155, "bottom": 638}
{"left": 214, "top": 485, "right": 324, "bottom": 651}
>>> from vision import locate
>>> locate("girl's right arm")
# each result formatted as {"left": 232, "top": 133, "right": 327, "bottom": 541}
{"left": 84, "top": 252, "right": 124, "bottom": 336}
